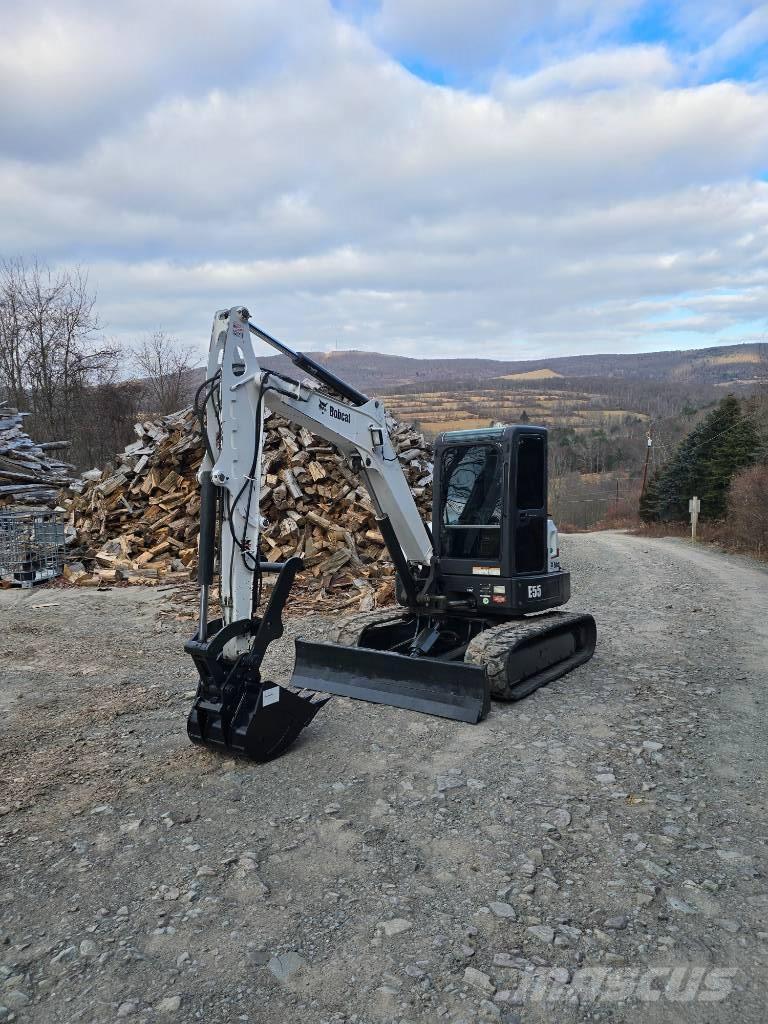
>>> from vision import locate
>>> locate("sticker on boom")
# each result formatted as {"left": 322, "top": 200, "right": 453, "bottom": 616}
{"left": 317, "top": 399, "right": 351, "bottom": 424}
{"left": 473, "top": 566, "right": 501, "bottom": 576}
{"left": 262, "top": 686, "right": 280, "bottom": 707}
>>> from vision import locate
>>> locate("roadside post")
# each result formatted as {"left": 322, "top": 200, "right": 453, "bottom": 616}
{"left": 689, "top": 496, "right": 700, "bottom": 542}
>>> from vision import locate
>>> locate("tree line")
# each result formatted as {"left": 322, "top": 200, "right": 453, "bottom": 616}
{"left": 640, "top": 392, "right": 768, "bottom": 556}
{"left": 0, "top": 258, "right": 196, "bottom": 469}
{"left": 640, "top": 394, "right": 765, "bottom": 521}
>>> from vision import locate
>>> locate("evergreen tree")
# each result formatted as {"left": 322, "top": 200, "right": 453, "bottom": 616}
{"left": 642, "top": 395, "right": 759, "bottom": 521}
{"left": 639, "top": 468, "right": 661, "bottom": 522}
{"left": 700, "top": 396, "right": 760, "bottom": 517}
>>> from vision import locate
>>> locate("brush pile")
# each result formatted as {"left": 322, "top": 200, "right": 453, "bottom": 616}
{"left": 0, "top": 405, "right": 75, "bottom": 507}
{"left": 60, "top": 407, "right": 433, "bottom": 610}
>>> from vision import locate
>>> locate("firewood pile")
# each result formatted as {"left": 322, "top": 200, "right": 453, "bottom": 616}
{"left": 60, "top": 407, "right": 433, "bottom": 611}
{"left": 60, "top": 408, "right": 202, "bottom": 588}
{"left": 0, "top": 404, "right": 75, "bottom": 507}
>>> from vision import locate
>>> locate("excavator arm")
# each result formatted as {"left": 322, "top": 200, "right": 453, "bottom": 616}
{"left": 186, "top": 306, "right": 442, "bottom": 761}
{"left": 198, "top": 306, "right": 432, "bottom": 654}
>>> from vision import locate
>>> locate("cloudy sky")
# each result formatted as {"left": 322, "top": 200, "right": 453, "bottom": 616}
{"left": 1, "top": 1, "right": 767, "bottom": 362}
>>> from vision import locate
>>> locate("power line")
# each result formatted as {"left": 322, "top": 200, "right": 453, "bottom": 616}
{"left": 642, "top": 412, "right": 759, "bottom": 505}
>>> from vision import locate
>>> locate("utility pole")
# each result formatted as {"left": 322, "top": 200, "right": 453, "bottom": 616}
{"left": 641, "top": 429, "right": 652, "bottom": 495}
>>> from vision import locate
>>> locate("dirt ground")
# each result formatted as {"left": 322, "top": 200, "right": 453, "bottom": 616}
{"left": 1, "top": 532, "right": 767, "bottom": 1024}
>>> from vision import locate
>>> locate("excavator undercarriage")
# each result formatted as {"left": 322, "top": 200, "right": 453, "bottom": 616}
{"left": 293, "top": 608, "right": 596, "bottom": 724}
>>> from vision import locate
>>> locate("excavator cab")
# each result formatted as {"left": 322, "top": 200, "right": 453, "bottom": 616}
{"left": 431, "top": 426, "right": 569, "bottom": 615}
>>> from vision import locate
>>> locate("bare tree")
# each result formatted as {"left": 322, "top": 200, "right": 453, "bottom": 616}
{"left": 0, "top": 265, "right": 27, "bottom": 410}
{"left": 133, "top": 331, "right": 196, "bottom": 415}
{"left": 77, "top": 378, "right": 144, "bottom": 468}
{"left": 0, "top": 257, "right": 118, "bottom": 437}
{"left": 548, "top": 440, "right": 572, "bottom": 512}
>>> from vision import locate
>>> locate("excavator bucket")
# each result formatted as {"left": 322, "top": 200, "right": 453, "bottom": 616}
{"left": 187, "top": 678, "right": 329, "bottom": 763}
{"left": 290, "top": 639, "right": 491, "bottom": 724}
{"left": 186, "top": 556, "right": 329, "bottom": 763}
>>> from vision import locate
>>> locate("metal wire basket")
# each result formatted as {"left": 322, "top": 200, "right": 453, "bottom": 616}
{"left": 0, "top": 508, "right": 65, "bottom": 588}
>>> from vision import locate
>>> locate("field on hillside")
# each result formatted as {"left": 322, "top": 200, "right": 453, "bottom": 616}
{"left": 381, "top": 378, "right": 691, "bottom": 527}
{"left": 258, "top": 341, "right": 768, "bottom": 392}
{"left": 382, "top": 384, "right": 649, "bottom": 437}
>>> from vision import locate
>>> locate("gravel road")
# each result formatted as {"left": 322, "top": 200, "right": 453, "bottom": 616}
{"left": 1, "top": 532, "right": 766, "bottom": 1023}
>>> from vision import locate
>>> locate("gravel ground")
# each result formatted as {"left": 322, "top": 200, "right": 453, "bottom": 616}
{"left": 1, "top": 531, "right": 766, "bottom": 1024}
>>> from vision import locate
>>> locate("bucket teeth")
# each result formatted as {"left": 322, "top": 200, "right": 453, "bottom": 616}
{"left": 188, "top": 680, "right": 328, "bottom": 762}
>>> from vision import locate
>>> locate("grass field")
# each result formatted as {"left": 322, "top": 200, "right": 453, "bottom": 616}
{"left": 497, "top": 368, "right": 565, "bottom": 380}
{"left": 382, "top": 385, "right": 648, "bottom": 438}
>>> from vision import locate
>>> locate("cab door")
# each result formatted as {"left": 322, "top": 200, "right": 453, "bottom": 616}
{"left": 437, "top": 442, "right": 503, "bottom": 571}
{"left": 512, "top": 432, "right": 548, "bottom": 574}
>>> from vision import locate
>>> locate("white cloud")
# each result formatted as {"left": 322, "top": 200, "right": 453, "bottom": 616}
{"left": 367, "top": 0, "right": 644, "bottom": 73}
{"left": 493, "top": 46, "right": 677, "bottom": 102}
{"left": 0, "top": 0, "right": 766, "bottom": 363}
{"left": 0, "top": 0, "right": 328, "bottom": 159}
{"left": 690, "top": 3, "right": 768, "bottom": 77}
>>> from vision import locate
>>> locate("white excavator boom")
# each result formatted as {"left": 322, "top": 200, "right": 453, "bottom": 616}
{"left": 199, "top": 306, "right": 432, "bottom": 655}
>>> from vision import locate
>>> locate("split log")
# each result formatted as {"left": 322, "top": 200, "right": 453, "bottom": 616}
{"left": 60, "top": 402, "right": 434, "bottom": 610}
{"left": 0, "top": 406, "right": 75, "bottom": 508}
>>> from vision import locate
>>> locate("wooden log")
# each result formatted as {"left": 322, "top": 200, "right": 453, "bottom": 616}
{"left": 280, "top": 468, "right": 304, "bottom": 499}
{"left": 64, "top": 401, "right": 433, "bottom": 610}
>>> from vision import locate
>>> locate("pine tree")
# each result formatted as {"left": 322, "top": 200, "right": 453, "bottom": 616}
{"left": 639, "top": 468, "right": 661, "bottom": 522}
{"left": 642, "top": 396, "right": 759, "bottom": 521}
{"left": 700, "top": 396, "right": 760, "bottom": 517}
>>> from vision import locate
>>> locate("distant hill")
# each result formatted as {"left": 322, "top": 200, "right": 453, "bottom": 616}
{"left": 254, "top": 342, "right": 768, "bottom": 393}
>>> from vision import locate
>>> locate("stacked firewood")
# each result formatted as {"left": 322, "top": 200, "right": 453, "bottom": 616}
{"left": 60, "top": 409, "right": 202, "bottom": 586}
{"left": 257, "top": 415, "right": 432, "bottom": 610}
{"left": 60, "top": 407, "right": 433, "bottom": 609}
{"left": 0, "top": 404, "right": 75, "bottom": 507}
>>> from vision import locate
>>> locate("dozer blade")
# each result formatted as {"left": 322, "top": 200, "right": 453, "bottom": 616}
{"left": 291, "top": 640, "right": 491, "bottom": 724}
{"left": 188, "top": 680, "right": 329, "bottom": 763}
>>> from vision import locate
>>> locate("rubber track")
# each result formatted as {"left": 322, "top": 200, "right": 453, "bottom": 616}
{"left": 327, "top": 607, "right": 594, "bottom": 703}
{"left": 328, "top": 608, "right": 409, "bottom": 647}
{"left": 465, "top": 611, "right": 593, "bottom": 701}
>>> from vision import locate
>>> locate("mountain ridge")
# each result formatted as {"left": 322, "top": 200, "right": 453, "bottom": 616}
{"left": 256, "top": 341, "right": 768, "bottom": 391}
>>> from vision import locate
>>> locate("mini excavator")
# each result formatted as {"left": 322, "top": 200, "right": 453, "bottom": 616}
{"left": 186, "top": 307, "right": 596, "bottom": 761}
